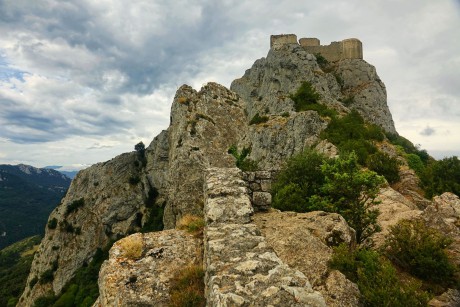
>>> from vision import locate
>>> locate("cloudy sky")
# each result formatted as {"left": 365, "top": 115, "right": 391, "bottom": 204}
{"left": 1, "top": 0, "right": 459, "bottom": 170}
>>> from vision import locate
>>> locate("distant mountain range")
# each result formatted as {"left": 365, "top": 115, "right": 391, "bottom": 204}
{"left": 44, "top": 166, "right": 79, "bottom": 179}
{"left": 0, "top": 164, "right": 71, "bottom": 249}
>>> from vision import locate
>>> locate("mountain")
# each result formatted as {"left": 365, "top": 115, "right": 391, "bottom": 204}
{"left": 44, "top": 166, "right": 79, "bottom": 179}
{"left": 18, "top": 35, "right": 460, "bottom": 306}
{"left": 0, "top": 164, "right": 71, "bottom": 250}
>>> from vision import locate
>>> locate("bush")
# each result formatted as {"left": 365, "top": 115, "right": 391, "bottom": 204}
{"left": 384, "top": 219, "right": 456, "bottom": 286}
{"left": 422, "top": 156, "right": 460, "bottom": 198}
{"left": 321, "top": 152, "right": 385, "bottom": 244}
{"left": 406, "top": 153, "right": 425, "bottom": 175}
{"left": 169, "top": 264, "right": 205, "bottom": 307}
{"left": 272, "top": 150, "right": 329, "bottom": 212}
{"left": 39, "top": 269, "right": 54, "bottom": 284}
{"left": 249, "top": 113, "right": 269, "bottom": 125}
{"left": 290, "top": 81, "right": 321, "bottom": 112}
{"left": 228, "top": 145, "right": 258, "bottom": 171}
{"left": 119, "top": 235, "right": 144, "bottom": 260}
{"left": 47, "top": 218, "right": 58, "bottom": 229}
{"left": 66, "top": 198, "right": 85, "bottom": 215}
{"left": 330, "top": 244, "right": 429, "bottom": 306}
{"left": 366, "top": 151, "right": 400, "bottom": 184}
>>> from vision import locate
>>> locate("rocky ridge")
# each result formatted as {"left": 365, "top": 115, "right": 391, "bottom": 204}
{"left": 18, "top": 34, "right": 458, "bottom": 306}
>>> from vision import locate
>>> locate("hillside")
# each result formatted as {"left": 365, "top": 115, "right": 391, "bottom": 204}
{"left": 17, "top": 35, "right": 460, "bottom": 307}
{"left": 0, "top": 164, "right": 71, "bottom": 249}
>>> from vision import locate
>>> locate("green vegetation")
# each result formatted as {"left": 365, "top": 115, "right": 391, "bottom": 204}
{"left": 33, "top": 244, "right": 113, "bottom": 307}
{"left": 177, "top": 215, "right": 205, "bottom": 234}
{"left": 129, "top": 176, "right": 141, "bottom": 185}
{"left": 321, "top": 110, "right": 383, "bottom": 165}
{"left": 422, "top": 156, "right": 460, "bottom": 199}
{"left": 134, "top": 141, "right": 146, "bottom": 156}
{"left": 249, "top": 113, "right": 269, "bottom": 125}
{"left": 0, "top": 236, "right": 41, "bottom": 307}
{"left": 66, "top": 198, "right": 85, "bottom": 215}
{"left": 384, "top": 219, "right": 457, "bottom": 288}
{"left": 48, "top": 218, "right": 58, "bottom": 229}
{"left": 169, "top": 264, "right": 205, "bottom": 307}
{"left": 366, "top": 151, "right": 400, "bottom": 184}
{"left": 228, "top": 145, "right": 258, "bottom": 171}
{"left": 272, "top": 151, "right": 385, "bottom": 244}
{"left": 329, "top": 244, "right": 429, "bottom": 306}
{"left": 290, "top": 81, "right": 337, "bottom": 117}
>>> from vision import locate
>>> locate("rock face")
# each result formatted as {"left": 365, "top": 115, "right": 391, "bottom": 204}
{"left": 204, "top": 168, "right": 326, "bottom": 306}
{"left": 253, "top": 210, "right": 360, "bottom": 307}
{"left": 18, "top": 152, "right": 154, "bottom": 306}
{"left": 95, "top": 231, "right": 202, "bottom": 306}
{"left": 164, "top": 83, "right": 247, "bottom": 228}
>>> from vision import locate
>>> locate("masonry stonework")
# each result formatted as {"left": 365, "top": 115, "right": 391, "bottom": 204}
{"left": 271, "top": 34, "right": 363, "bottom": 62}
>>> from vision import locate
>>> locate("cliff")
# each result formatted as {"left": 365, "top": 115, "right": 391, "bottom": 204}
{"left": 18, "top": 34, "right": 458, "bottom": 306}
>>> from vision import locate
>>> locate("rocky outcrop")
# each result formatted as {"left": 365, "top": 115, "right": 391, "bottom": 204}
{"left": 164, "top": 83, "right": 247, "bottom": 228}
{"left": 204, "top": 168, "right": 326, "bottom": 306}
{"left": 253, "top": 210, "right": 360, "bottom": 307}
{"left": 18, "top": 152, "right": 154, "bottom": 306}
{"left": 429, "top": 289, "right": 460, "bottom": 307}
{"left": 94, "top": 231, "right": 202, "bottom": 306}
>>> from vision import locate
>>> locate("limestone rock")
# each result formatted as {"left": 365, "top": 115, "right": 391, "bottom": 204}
{"left": 394, "top": 168, "right": 431, "bottom": 209}
{"left": 18, "top": 152, "right": 153, "bottom": 306}
{"left": 428, "top": 289, "right": 460, "bottom": 307}
{"left": 164, "top": 82, "right": 247, "bottom": 228}
{"left": 240, "top": 112, "right": 328, "bottom": 170}
{"left": 335, "top": 59, "right": 396, "bottom": 134}
{"left": 371, "top": 187, "right": 421, "bottom": 247}
{"left": 94, "top": 231, "right": 202, "bottom": 307}
{"left": 253, "top": 210, "right": 359, "bottom": 307}
{"left": 422, "top": 192, "right": 460, "bottom": 266}
{"left": 314, "top": 139, "right": 339, "bottom": 158}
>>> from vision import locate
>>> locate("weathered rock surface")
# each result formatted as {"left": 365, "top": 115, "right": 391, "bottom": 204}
{"left": 94, "top": 231, "right": 202, "bottom": 307}
{"left": 164, "top": 83, "right": 247, "bottom": 228}
{"left": 371, "top": 187, "right": 421, "bottom": 247}
{"left": 334, "top": 59, "right": 396, "bottom": 133}
{"left": 253, "top": 210, "right": 360, "bottom": 307}
{"left": 204, "top": 168, "right": 326, "bottom": 306}
{"left": 18, "top": 152, "right": 154, "bottom": 306}
{"left": 428, "top": 289, "right": 460, "bottom": 307}
{"left": 422, "top": 192, "right": 460, "bottom": 266}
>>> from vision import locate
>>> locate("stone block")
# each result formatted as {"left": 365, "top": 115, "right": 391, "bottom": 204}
{"left": 253, "top": 192, "right": 272, "bottom": 211}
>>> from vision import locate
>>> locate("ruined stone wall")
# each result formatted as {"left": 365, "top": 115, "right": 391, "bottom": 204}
{"left": 243, "top": 170, "right": 277, "bottom": 212}
{"left": 203, "top": 167, "right": 326, "bottom": 306}
{"left": 270, "top": 34, "right": 297, "bottom": 48}
{"left": 300, "top": 37, "right": 363, "bottom": 62}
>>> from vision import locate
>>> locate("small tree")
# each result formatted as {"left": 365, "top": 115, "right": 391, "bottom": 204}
{"left": 321, "top": 152, "right": 385, "bottom": 244}
{"left": 135, "top": 141, "right": 145, "bottom": 156}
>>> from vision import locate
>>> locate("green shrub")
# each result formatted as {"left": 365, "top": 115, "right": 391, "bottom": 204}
{"left": 48, "top": 218, "right": 58, "bottom": 229}
{"left": 290, "top": 81, "right": 321, "bottom": 111}
{"left": 422, "top": 156, "right": 460, "bottom": 198}
{"left": 273, "top": 151, "right": 385, "bottom": 244}
{"left": 249, "top": 113, "right": 269, "bottom": 125}
{"left": 366, "top": 151, "right": 400, "bottom": 184}
{"left": 129, "top": 176, "right": 140, "bottom": 185}
{"left": 33, "top": 294, "right": 57, "bottom": 307}
{"left": 39, "top": 269, "right": 54, "bottom": 284}
{"left": 341, "top": 96, "right": 354, "bottom": 106}
{"left": 66, "top": 198, "right": 85, "bottom": 215}
{"left": 406, "top": 153, "right": 425, "bottom": 175}
{"left": 330, "top": 244, "right": 429, "bottom": 306}
{"left": 228, "top": 145, "right": 258, "bottom": 171}
{"left": 272, "top": 149, "right": 328, "bottom": 212}
{"left": 315, "top": 53, "right": 329, "bottom": 69}
{"left": 321, "top": 152, "right": 384, "bottom": 244}
{"left": 281, "top": 112, "right": 290, "bottom": 117}
{"left": 169, "top": 264, "right": 205, "bottom": 307}
{"left": 384, "top": 219, "right": 456, "bottom": 286}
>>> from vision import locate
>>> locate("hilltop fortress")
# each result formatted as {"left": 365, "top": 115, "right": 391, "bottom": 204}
{"left": 270, "top": 34, "right": 363, "bottom": 62}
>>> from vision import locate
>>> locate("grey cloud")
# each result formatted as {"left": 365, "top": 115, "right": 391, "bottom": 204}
{"left": 420, "top": 126, "right": 436, "bottom": 136}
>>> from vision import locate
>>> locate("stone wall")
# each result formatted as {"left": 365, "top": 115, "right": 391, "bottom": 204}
{"left": 203, "top": 167, "right": 326, "bottom": 306}
{"left": 270, "top": 34, "right": 363, "bottom": 62}
{"left": 243, "top": 170, "right": 277, "bottom": 212}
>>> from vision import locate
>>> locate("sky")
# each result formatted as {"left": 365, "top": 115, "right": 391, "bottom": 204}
{"left": 0, "top": 0, "right": 459, "bottom": 171}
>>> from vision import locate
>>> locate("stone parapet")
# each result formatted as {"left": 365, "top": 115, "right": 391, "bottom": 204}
{"left": 203, "top": 167, "right": 326, "bottom": 306}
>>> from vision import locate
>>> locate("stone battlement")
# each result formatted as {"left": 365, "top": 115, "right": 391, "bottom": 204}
{"left": 270, "top": 34, "right": 363, "bottom": 62}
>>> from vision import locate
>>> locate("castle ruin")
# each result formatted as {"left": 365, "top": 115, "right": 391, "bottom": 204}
{"left": 270, "top": 34, "right": 363, "bottom": 62}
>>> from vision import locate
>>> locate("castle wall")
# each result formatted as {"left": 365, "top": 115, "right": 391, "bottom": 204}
{"left": 297, "top": 36, "right": 364, "bottom": 62}
{"left": 270, "top": 34, "right": 297, "bottom": 48}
